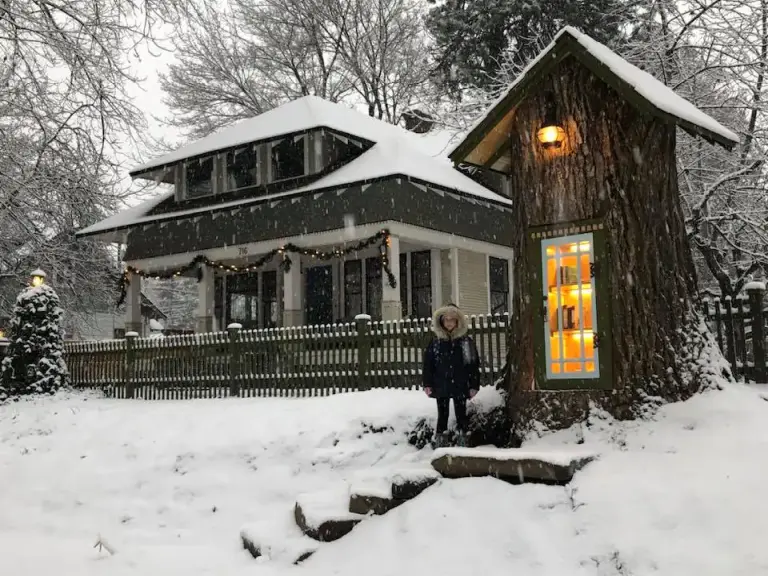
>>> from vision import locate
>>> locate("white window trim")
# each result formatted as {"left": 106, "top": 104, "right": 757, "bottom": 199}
{"left": 541, "top": 232, "right": 599, "bottom": 381}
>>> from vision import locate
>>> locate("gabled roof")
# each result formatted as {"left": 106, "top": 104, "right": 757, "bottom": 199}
{"left": 78, "top": 98, "right": 510, "bottom": 241}
{"left": 450, "top": 27, "right": 740, "bottom": 166}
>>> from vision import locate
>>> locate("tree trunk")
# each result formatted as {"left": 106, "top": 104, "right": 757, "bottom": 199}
{"left": 502, "top": 57, "right": 730, "bottom": 432}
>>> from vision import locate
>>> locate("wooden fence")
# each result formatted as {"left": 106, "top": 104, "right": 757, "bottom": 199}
{"left": 63, "top": 314, "right": 510, "bottom": 399}
{"left": 702, "top": 284, "right": 767, "bottom": 382}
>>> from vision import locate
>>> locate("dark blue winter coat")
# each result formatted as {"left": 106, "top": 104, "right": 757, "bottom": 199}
{"left": 422, "top": 305, "right": 481, "bottom": 398}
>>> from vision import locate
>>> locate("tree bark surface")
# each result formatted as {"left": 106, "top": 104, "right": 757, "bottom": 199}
{"left": 502, "top": 57, "right": 729, "bottom": 428}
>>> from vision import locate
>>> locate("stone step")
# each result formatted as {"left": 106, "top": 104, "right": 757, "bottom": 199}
{"left": 431, "top": 447, "right": 596, "bottom": 485}
{"left": 348, "top": 467, "right": 441, "bottom": 516}
{"left": 294, "top": 488, "right": 365, "bottom": 542}
{"left": 240, "top": 516, "right": 318, "bottom": 565}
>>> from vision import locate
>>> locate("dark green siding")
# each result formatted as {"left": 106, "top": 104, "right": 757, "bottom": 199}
{"left": 123, "top": 178, "right": 513, "bottom": 261}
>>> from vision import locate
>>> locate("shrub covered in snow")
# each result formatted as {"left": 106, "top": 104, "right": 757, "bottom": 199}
{"left": 0, "top": 284, "right": 70, "bottom": 400}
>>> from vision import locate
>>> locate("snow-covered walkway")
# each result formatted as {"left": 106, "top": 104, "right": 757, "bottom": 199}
{"left": 1, "top": 384, "right": 766, "bottom": 575}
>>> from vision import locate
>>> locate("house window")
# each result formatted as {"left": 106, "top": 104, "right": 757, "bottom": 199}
{"left": 365, "top": 256, "right": 382, "bottom": 319}
{"left": 262, "top": 271, "right": 278, "bottom": 328}
{"left": 489, "top": 257, "right": 509, "bottom": 314}
{"left": 186, "top": 157, "right": 214, "bottom": 198}
{"left": 542, "top": 233, "right": 599, "bottom": 379}
{"left": 344, "top": 260, "right": 362, "bottom": 320}
{"left": 271, "top": 136, "right": 305, "bottom": 181}
{"left": 227, "top": 272, "right": 260, "bottom": 330}
{"left": 399, "top": 253, "right": 408, "bottom": 317}
{"left": 113, "top": 328, "right": 126, "bottom": 339}
{"left": 327, "top": 132, "right": 362, "bottom": 168}
{"left": 226, "top": 146, "right": 259, "bottom": 191}
{"left": 411, "top": 250, "right": 431, "bottom": 319}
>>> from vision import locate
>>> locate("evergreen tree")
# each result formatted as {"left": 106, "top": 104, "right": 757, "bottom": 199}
{"left": 425, "top": 0, "right": 629, "bottom": 96}
{"left": 0, "top": 283, "right": 70, "bottom": 400}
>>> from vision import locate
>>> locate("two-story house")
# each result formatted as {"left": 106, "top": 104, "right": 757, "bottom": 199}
{"left": 77, "top": 96, "right": 515, "bottom": 333}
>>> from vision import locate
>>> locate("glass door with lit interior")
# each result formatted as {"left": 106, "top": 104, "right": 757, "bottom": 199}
{"left": 541, "top": 233, "right": 599, "bottom": 379}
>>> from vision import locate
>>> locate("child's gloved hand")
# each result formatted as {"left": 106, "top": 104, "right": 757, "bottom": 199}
{"left": 469, "top": 389, "right": 478, "bottom": 399}
{"left": 424, "top": 387, "right": 433, "bottom": 397}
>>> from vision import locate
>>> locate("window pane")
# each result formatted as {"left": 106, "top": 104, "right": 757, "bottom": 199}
{"left": 272, "top": 137, "right": 305, "bottom": 181}
{"left": 366, "top": 257, "right": 382, "bottom": 319}
{"left": 413, "top": 287, "right": 431, "bottom": 319}
{"left": 489, "top": 257, "right": 509, "bottom": 290}
{"left": 186, "top": 157, "right": 213, "bottom": 198}
{"left": 344, "top": 260, "right": 362, "bottom": 319}
{"left": 327, "top": 133, "right": 360, "bottom": 167}
{"left": 262, "top": 271, "right": 278, "bottom": 328}
{"left": 543, "top": 232, "right": 598, "bottom": 379}
{"left": 410, "top": 251, "right": 431, "bottom": 317}
{"left": 399, "top": 254, "right": 408, "bottom": 317}
{"left": 227, "top": 147, "right": 259, "bottom": 190}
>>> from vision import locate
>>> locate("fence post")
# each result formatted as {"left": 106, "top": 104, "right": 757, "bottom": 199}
{"left": 355, "top": 314, "right": 371, "bottom": 391}
{"left": 228, "top": 323, "right": 242, "bottom": 397}
{"left": 125, "top": 331, "right": 138, "bottom": 399}
{"left": 747, "top": 283, "right": 766, "bottom": 383}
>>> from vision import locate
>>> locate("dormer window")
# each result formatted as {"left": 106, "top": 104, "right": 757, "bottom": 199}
{"left": 327, "top": 133, "right": 363, "bottom": 168}
{"left": 186, "top": 157, "right": 214, "bottom": 199}
{"left": 271, "top": 136, "right": 305, "bottom": 181}
{"left": 227, "top": 146, "right": 259, "bottom": 190}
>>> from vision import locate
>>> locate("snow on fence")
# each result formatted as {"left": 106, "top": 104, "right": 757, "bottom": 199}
{"left": 701, "top": 284, "right": 767, "bottom": 382}
{"left": 63, "top": 314, "right": 510, "bottom": 399}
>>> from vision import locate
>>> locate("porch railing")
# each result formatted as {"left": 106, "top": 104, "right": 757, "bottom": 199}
{"left": 63, "top": 313, "right": 510, "bottom": 399}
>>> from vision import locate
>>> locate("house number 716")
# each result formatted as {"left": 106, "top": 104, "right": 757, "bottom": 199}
{"left": 238, "top": 247, "right": 249, "bottom": 256}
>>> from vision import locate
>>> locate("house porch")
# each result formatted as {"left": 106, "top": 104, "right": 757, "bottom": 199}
{"left": 121, "top": 222, "right": 514, "bottom": 333}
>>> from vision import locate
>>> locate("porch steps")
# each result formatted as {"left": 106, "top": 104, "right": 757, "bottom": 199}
{"left": 241, "top": 448, "right": 595, "bottom": 562}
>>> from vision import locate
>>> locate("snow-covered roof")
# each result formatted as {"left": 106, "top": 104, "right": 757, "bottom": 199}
{"left": 450, "top": 27, "right": 739, "bottom": 163}
{"left": 78, "top": 98, "right": 511, "bottom": 240}
{"left": 132, "top": 96, "right": 461, "bottom": 175}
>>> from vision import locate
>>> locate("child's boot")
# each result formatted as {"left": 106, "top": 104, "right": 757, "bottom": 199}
{"left": 456, "top": 431, "right": 467, "bottom": 447}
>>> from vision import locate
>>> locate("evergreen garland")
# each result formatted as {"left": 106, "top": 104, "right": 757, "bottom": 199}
{"left": 117, "top": 229, "right": 396, "bottom": 307}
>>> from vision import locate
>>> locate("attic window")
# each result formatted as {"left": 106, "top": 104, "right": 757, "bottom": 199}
{"left": 271, "top": 136, "right": 305, "bottom": 181}
{"left": 186, "top": 157, "right": 214, "bottom": 199}
{"left": 227, "top": 146, "right": 259, "bottom": 191}
{"left": 328, "top": 133, "right": 362, "bottom": 168}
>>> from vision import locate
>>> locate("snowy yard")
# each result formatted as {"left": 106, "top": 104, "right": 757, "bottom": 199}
{"left": 1, "top": 384, "right": 767, "bottom": 575}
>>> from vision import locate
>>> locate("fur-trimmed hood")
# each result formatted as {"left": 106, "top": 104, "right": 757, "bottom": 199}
{"left": 431, "top": 303, "right": 469, "bottom": 340}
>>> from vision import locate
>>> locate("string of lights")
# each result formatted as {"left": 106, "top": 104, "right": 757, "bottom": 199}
{"left": 117, "top": 229, "right": 396, "bottom": 307}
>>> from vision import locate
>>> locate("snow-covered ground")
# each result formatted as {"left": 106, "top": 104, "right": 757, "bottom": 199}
{"left": 1, "top": 384, "right": 766, "bottom": 575}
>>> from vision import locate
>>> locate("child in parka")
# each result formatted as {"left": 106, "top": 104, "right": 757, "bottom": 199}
{"left": 422, "top": 303, "right": 480, "bottom": 447}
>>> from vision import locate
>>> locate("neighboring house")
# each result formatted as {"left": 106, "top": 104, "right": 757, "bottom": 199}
{"left": 69, "top": 292, "right": 168, "bottom": 340}
{"left": 77, "top": 96, "right": 515, "bottom": 332}
{"left": 0, "top": 276, "right": 166, "bottom": 340}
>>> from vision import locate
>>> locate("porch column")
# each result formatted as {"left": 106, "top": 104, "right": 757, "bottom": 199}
{"left": 382, "top": 235, "right": 402, "bottom": 321}
{"left": 283, "top": 259, "right": 303, "bottom": 326}
{"left": 125, "top": 271, "right": 143, "bottom": 335}
{"left": 196, "top": 264, "right": 215, "bottom": 333}
{"left": 449, "top": 247, "right": 460, "bottom": 306}
{"left": 430, "top": 249, "right": 443, "bottom": 309}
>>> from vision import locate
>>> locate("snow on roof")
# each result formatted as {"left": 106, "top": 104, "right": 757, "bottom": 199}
{"left": 79, "top": 98, "right": 511, "bottom": 239}
{"left": 77, "top": 192, "right": 174, "bottom": 238}
{"left": 451, "top": 27, "right": 739, "bottom": 158}
{"left": 79, "top": 141, "right": 511, "bottom": 239}
{"left": 133, "top": 96, "right": 460, "bottom": 175}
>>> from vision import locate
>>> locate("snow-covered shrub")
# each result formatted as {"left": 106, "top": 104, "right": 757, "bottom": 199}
{"left": 0, "top": 284, "right": 70, "bottom": 401}
{"left": 406, "top": 387, "right": 516, "bottom": 448}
